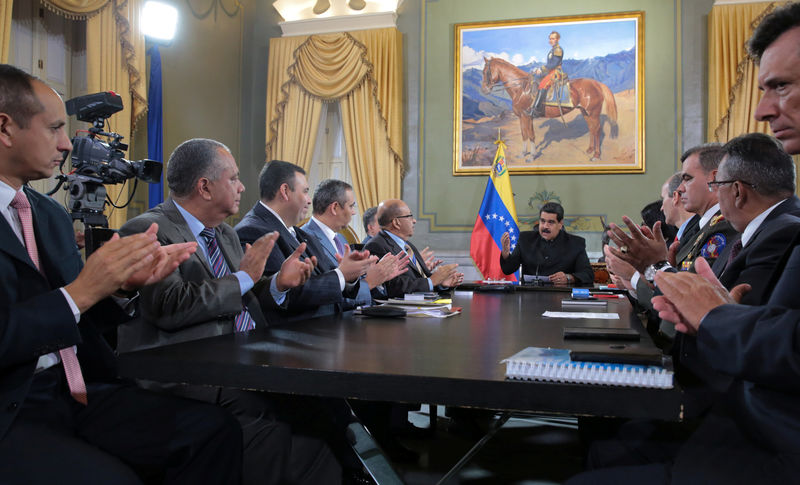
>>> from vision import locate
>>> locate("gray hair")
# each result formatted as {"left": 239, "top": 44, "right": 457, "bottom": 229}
{"left": 667, "top": 171, "right": 683, "bottom": 196}
{"left": 681, "top": 143, "right": 725, "bottom": 173}
{"left": 166, "top": 138, "right": 231, "bottom": 198}
{"left": 721, "top": 132, "right": 796, "bottom": 198}
{"left": 312, "top": 179, "right": 352, "bottom": 215}
{"left": 362, "top": 206, "right": 378, "bottom": 232}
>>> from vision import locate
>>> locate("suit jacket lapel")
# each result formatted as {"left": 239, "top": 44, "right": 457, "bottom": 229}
{"left": 163, "top": 198, "right": 215, "bottom": 277}
{"left": 254, "top": 203, "right": 301, "bottom": 252}
{"left": 380, "top": 231, "right": 427, "bottom": 278}
{"left": 306, "top": 220, "right": 338, "bottom": 266}
{"left": 405, "top": 240, "right": 430, "bottom": 277}
{"left": 0, "top": 208, "right": 39, "bottom": 274}
{"left": 23, "top": 187, "right": 78, "bottom": 288}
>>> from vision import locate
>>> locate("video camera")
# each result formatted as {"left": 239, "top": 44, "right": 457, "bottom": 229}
{"left": 49, "top": 91, "right": 162, "bottom": 228}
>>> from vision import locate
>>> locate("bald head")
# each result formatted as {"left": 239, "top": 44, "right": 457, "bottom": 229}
{"left": 377, "top": 199, "right": 406, "bottom": 227}
{"left": 376, "top": 199, "right": 416, "bottom": 240}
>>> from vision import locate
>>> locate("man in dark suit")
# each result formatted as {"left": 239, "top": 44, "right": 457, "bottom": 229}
{"left": 711, "top": 133, "right": 800, "bottom": 305}
{"left": 0, "top": 65, "right": 243, "bottom": 483}
{"left": 119, "top": 139, "right": 339, "bottom": 485}
{"left": 499, "top": 201, "right": 593, "bottom": 285}
{"left": 364, "top": 198, "right": 461, "bottom": 297}
{"left": 236, "top": 161, "right": 401, "bottom": 321}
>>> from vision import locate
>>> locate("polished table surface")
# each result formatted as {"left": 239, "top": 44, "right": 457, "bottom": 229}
{"left": 118, "top": 289, "right": 685, "bottom": 421}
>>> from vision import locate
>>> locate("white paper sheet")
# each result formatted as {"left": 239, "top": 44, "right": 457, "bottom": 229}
{"left": 542, "top": 311, "right": 619, "bottom": 320}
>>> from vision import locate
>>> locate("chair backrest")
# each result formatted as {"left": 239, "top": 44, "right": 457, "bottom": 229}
{"left": 339, "top": 225, "right": 359, "bottom": 245}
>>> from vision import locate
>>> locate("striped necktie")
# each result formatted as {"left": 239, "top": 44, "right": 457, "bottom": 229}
{"left": 200, "top": 227, "right": 256, "bottom": 332}
{"left": 11, "top": 191, "right": 88, "bottom": 405}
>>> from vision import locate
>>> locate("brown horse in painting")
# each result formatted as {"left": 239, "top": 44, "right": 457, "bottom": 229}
{"left": 480, "top": 56, "right": 618, "bottom": 160}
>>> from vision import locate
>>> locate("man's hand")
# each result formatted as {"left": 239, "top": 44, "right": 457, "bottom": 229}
{"left": 65, "top": 228, "right": 164, "bottom": 313}
{"left": 364, "top": 253, "right": 409, "bottom": 289}
{"left": 275, "top": 242, "right": 315, "bottom": 291}
{"left": 430, "top": 263, "right": 458, "bottom": 287}
{"left": 501, "top": 232, "right": 511, "bottom": 259}
{"left": 75, "top": 229, "right": 85, "bottom": 250}
{"left": 603, "top": 245, "right": 637, "bottom": 281}
{"left": 337, "top": 247, "right": 378, "bottom": 282}
{"left": 652, "top": 257, "right": 751, "bottom": 335}
{"left": 667, "top": 239, "right": 680, "bottom": 267}
{"left": 610, "top": 274, "right": 634, "bottom": 292}
{"left": 549, "top": 271, "right": 570, "bottom": 285}
{"left": 420, "top": 247, "right": 442, "bottom": 271}
{"left": 123, "top": 244, "right": 197, "bottom": 291}
{"left": 441, "top": 271, "right": 464, "bottom": 288}
{"left": 606, "top": 216, "right": 669, "bottom": 273}
{"left": 117, "top": 223, "right": 198, "bottom": 292}
{"left": 239, "top": 232, "right": 279, "bottom": 283}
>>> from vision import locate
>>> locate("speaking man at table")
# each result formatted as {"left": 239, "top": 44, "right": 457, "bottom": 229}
{"left": 499, "top": 201, "right": 593, "bottom": 285}
{"left": 364, "top": 198, "right": 462, "bottom": 297}
{"left": 118, "top": 139, "right": 340, "bottom": 485}
{"left": 0, "top": 65, "right": 243, "bottom": 483}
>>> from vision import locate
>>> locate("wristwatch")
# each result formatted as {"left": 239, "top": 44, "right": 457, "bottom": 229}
{"left": 644, "top": 261, "right": 671, "bottom": 283}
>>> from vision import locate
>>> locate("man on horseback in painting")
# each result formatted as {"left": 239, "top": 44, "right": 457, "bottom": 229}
{"left": 531, "top": 31, "right": 563, "bottom": 117}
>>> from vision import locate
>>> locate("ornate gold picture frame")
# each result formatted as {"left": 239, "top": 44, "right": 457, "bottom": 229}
{"left": 454, "top": 11, "right": 645, "bottom": 175}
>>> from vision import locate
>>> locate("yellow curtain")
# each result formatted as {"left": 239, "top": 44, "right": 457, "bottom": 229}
{"left": 1, "top": 0, "right": 12, "bottom": 63}
{"left": 83, "top": 0, "right": 146, "bottom": 228}
{"left": 41, "top": 0, "right": 111, "bottom": 19}
{"left": 265, "top": 28, "right": 403, "bottom": 211}
{"left": 708, "top": 2, "right": 781, "bottom": 142}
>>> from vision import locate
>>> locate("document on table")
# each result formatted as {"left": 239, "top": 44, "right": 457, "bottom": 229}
{"left": 542, "top": 311, "right": 619, "bottom": 320}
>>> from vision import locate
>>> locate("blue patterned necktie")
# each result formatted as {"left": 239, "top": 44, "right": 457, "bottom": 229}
{"left": 200, "top": 227, "right": 256, "bottom": 332}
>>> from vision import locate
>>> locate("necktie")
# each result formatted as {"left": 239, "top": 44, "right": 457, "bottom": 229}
{"left": 200, "top": 228, "right": 256, "bottom": 332}
{"left": 333, "top": 234, "right": 347, "bottom": 257}
{"left": 727, "top": 239, "right": 743, "bottom": 264}
{"left": 11, "top": 191, "right": 88, "bottom": 405}
{"left": 405, "top": 243, "right": 424, "bottom": 274}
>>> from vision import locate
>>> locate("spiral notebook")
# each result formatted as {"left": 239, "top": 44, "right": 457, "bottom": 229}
{"left": 501, "top": 347, "right": 673, "bottom": 389}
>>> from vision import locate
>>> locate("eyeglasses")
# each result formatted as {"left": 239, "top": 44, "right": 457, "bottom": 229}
{"left": 707, "top": 179, "right": 756, "bottom": 191}
{"left": 395, "top": 214, "right": 414, "bottom": 220}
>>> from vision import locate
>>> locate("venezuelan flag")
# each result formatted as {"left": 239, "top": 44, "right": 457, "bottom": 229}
{"left": 470, "top": 138, "right": 520, "bottom": 281}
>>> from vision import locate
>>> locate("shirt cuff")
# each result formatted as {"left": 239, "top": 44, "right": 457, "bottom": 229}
{"left": 334, "top": 268, "right": 346, "bottom": 291}
{"left": 269, "top": 276, "right": 287, "bottom": 305}
{"left": 234, "top": 270, "right": 255, "bottom": 295}
{"left": 630, "top": 271, "right": 641, "bottom": 289}
{"left": 58, "top": 287, "right": 81, "bottom": 323}
{"left": 426, "top": 278, "right": 434, "bottom": 291}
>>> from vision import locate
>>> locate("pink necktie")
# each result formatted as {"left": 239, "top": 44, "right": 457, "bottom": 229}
{"left": 11, "top": 191, "right": 88, "bottom": 405}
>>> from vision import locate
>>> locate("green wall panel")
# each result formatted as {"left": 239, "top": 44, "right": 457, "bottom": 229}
{"left": 420, "top": 0, "right": 679, "bottom": 238}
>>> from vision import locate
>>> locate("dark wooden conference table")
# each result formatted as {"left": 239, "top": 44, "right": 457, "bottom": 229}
{"left": 118, "top": 288, "right": 685, "bottom": 422}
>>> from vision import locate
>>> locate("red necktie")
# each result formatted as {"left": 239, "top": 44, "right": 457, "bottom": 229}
{"left": 11, "top": 191, "right": 88, "bottom": 405}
